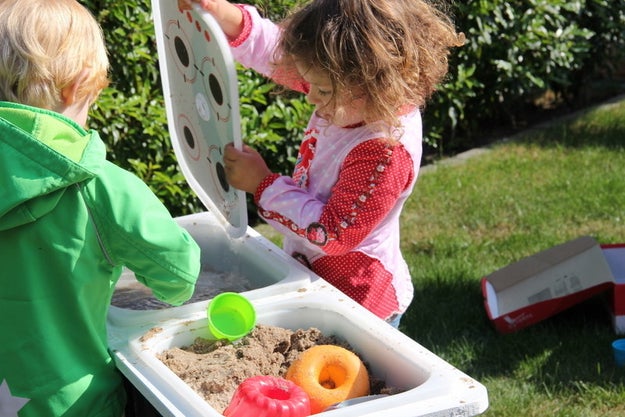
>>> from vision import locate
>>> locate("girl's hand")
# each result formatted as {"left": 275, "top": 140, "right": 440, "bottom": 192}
{"left": 176, "top": 0, "right": 243, "bottom": 39}
{"left": 178, "top": 0, "right": 218, "bottom": 13}
{"left": 223, "top": 143, "right": 273, "bottom": 194}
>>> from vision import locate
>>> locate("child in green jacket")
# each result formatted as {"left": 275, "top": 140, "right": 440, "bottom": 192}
{"left": 0, "top": 1, "right": 201, "bottom": 416}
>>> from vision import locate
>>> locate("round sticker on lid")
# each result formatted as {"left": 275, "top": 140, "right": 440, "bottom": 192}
{"left": 153, "top": 1, "right": 246, "bottom": 238}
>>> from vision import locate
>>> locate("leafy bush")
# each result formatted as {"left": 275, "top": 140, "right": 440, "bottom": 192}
{"left": 80, "top": 0, "right": 625, "bottom": 218}
{"left": 425, "top": 0, "right": 625, "bottom": 156}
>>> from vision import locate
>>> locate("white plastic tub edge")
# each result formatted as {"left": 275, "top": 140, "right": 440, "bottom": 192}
{"left": 108, "top": 282, "right": 488, "bottom": 417}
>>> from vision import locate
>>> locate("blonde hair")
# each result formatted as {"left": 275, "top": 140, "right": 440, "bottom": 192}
{"left": 0, "top": 0, "right": 110, "bottom": 110}
{"left": 276, "top": 0, "right": 464, "bottom": 128}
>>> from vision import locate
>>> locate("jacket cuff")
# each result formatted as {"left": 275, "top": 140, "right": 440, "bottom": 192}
{"left": 229, "top": 4, "right": 253, "bottom": 47}
{"left": 254, "top": 173, "right": 280, "bottom": 205}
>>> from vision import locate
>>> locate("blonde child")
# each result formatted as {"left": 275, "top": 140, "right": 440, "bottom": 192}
{"left": 183, "top": 0, "right": 463, "bottom": 327}
{"left": 0, "top": 1, "right": 201, "bottom": 416}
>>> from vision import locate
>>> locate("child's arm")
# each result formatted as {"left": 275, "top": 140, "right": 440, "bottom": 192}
{"left": 88, "top": 166, "right": 201, "bottom": 306}
{"left": 256, "top": 140, "right": 416, "bottom": 255}
{"left": 179, "top": 0, "right": 244, "bottom": 38}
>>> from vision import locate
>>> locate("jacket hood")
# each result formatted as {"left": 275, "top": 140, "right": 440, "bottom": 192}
{"left": 0, "top": 101, "right": 106, "bottom": 231}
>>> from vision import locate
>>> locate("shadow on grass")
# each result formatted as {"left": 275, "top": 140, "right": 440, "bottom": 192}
{"left": 401, "top": 276, "right": 625, "bottom": 391}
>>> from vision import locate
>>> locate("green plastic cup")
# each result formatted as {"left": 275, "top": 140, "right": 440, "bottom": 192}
{"left": 207, "top": 292, "right": 256, "bottom": 341}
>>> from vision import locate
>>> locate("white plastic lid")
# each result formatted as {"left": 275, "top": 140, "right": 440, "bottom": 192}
{"left": 153, "top": 1, "right": 247, "bottom": 238}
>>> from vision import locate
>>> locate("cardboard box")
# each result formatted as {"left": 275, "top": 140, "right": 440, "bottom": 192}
{"left": 601, "top": 243, "right": 625, "bottom": 334}
{"left": 481, "top": 236, "right": 615, "bottom": 333}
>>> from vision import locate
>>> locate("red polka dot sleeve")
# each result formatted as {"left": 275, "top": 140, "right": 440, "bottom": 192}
{"left": 317, "top": 139, "right": 414, "bottom": 255}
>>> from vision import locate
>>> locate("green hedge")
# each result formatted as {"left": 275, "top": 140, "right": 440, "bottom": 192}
{"left": 428, "top": 0, "right": 625, "bottom": 155}
{"left": 80, "top": 0, "right": 625, "bottom": 218}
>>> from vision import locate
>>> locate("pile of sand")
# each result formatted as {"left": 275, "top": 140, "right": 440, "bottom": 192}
{"left": 157, "top": 324, "right": 392, "bottom": 413}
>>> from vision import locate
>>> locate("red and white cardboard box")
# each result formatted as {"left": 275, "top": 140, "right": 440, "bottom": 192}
{"left": 481, "top": 236, "right": 615, "bottom": 333}
{"left": 601, "top": 243, "right": 625, "bottom": 334}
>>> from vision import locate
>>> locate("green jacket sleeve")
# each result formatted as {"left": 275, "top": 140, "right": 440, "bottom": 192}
{"left": 84, "top": 162, "right": 201, "bottom": 306}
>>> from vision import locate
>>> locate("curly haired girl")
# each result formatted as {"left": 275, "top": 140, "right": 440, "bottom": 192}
{"left": 183, "top": 0, "right": 464, "bottom": 328}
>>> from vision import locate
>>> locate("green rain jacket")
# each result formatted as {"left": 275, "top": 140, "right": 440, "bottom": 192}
{"left": 0, "top": 102, "right": 201, "bottom": 417}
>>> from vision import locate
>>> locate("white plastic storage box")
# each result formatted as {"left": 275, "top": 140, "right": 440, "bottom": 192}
{"left": 111, "top": 0, "right": 314, "bottom": 312}
{"left": 108, "top": 279, "right": 489, "bottom": 417}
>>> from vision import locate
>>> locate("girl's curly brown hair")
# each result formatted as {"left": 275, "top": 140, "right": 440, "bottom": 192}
{"left": 275, "top": 0, "right": 464, "bottom": 128}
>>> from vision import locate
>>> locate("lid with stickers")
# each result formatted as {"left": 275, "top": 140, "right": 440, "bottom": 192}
{"left": 153, "top": 1, "right": 247, "bottom": 238}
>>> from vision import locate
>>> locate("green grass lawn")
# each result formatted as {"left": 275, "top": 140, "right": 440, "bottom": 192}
{"left": 254, "top": 96, "right": 625, "bottom": 416}
{"left": 401, "top": 96, "right": 625, "bottom": 416}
